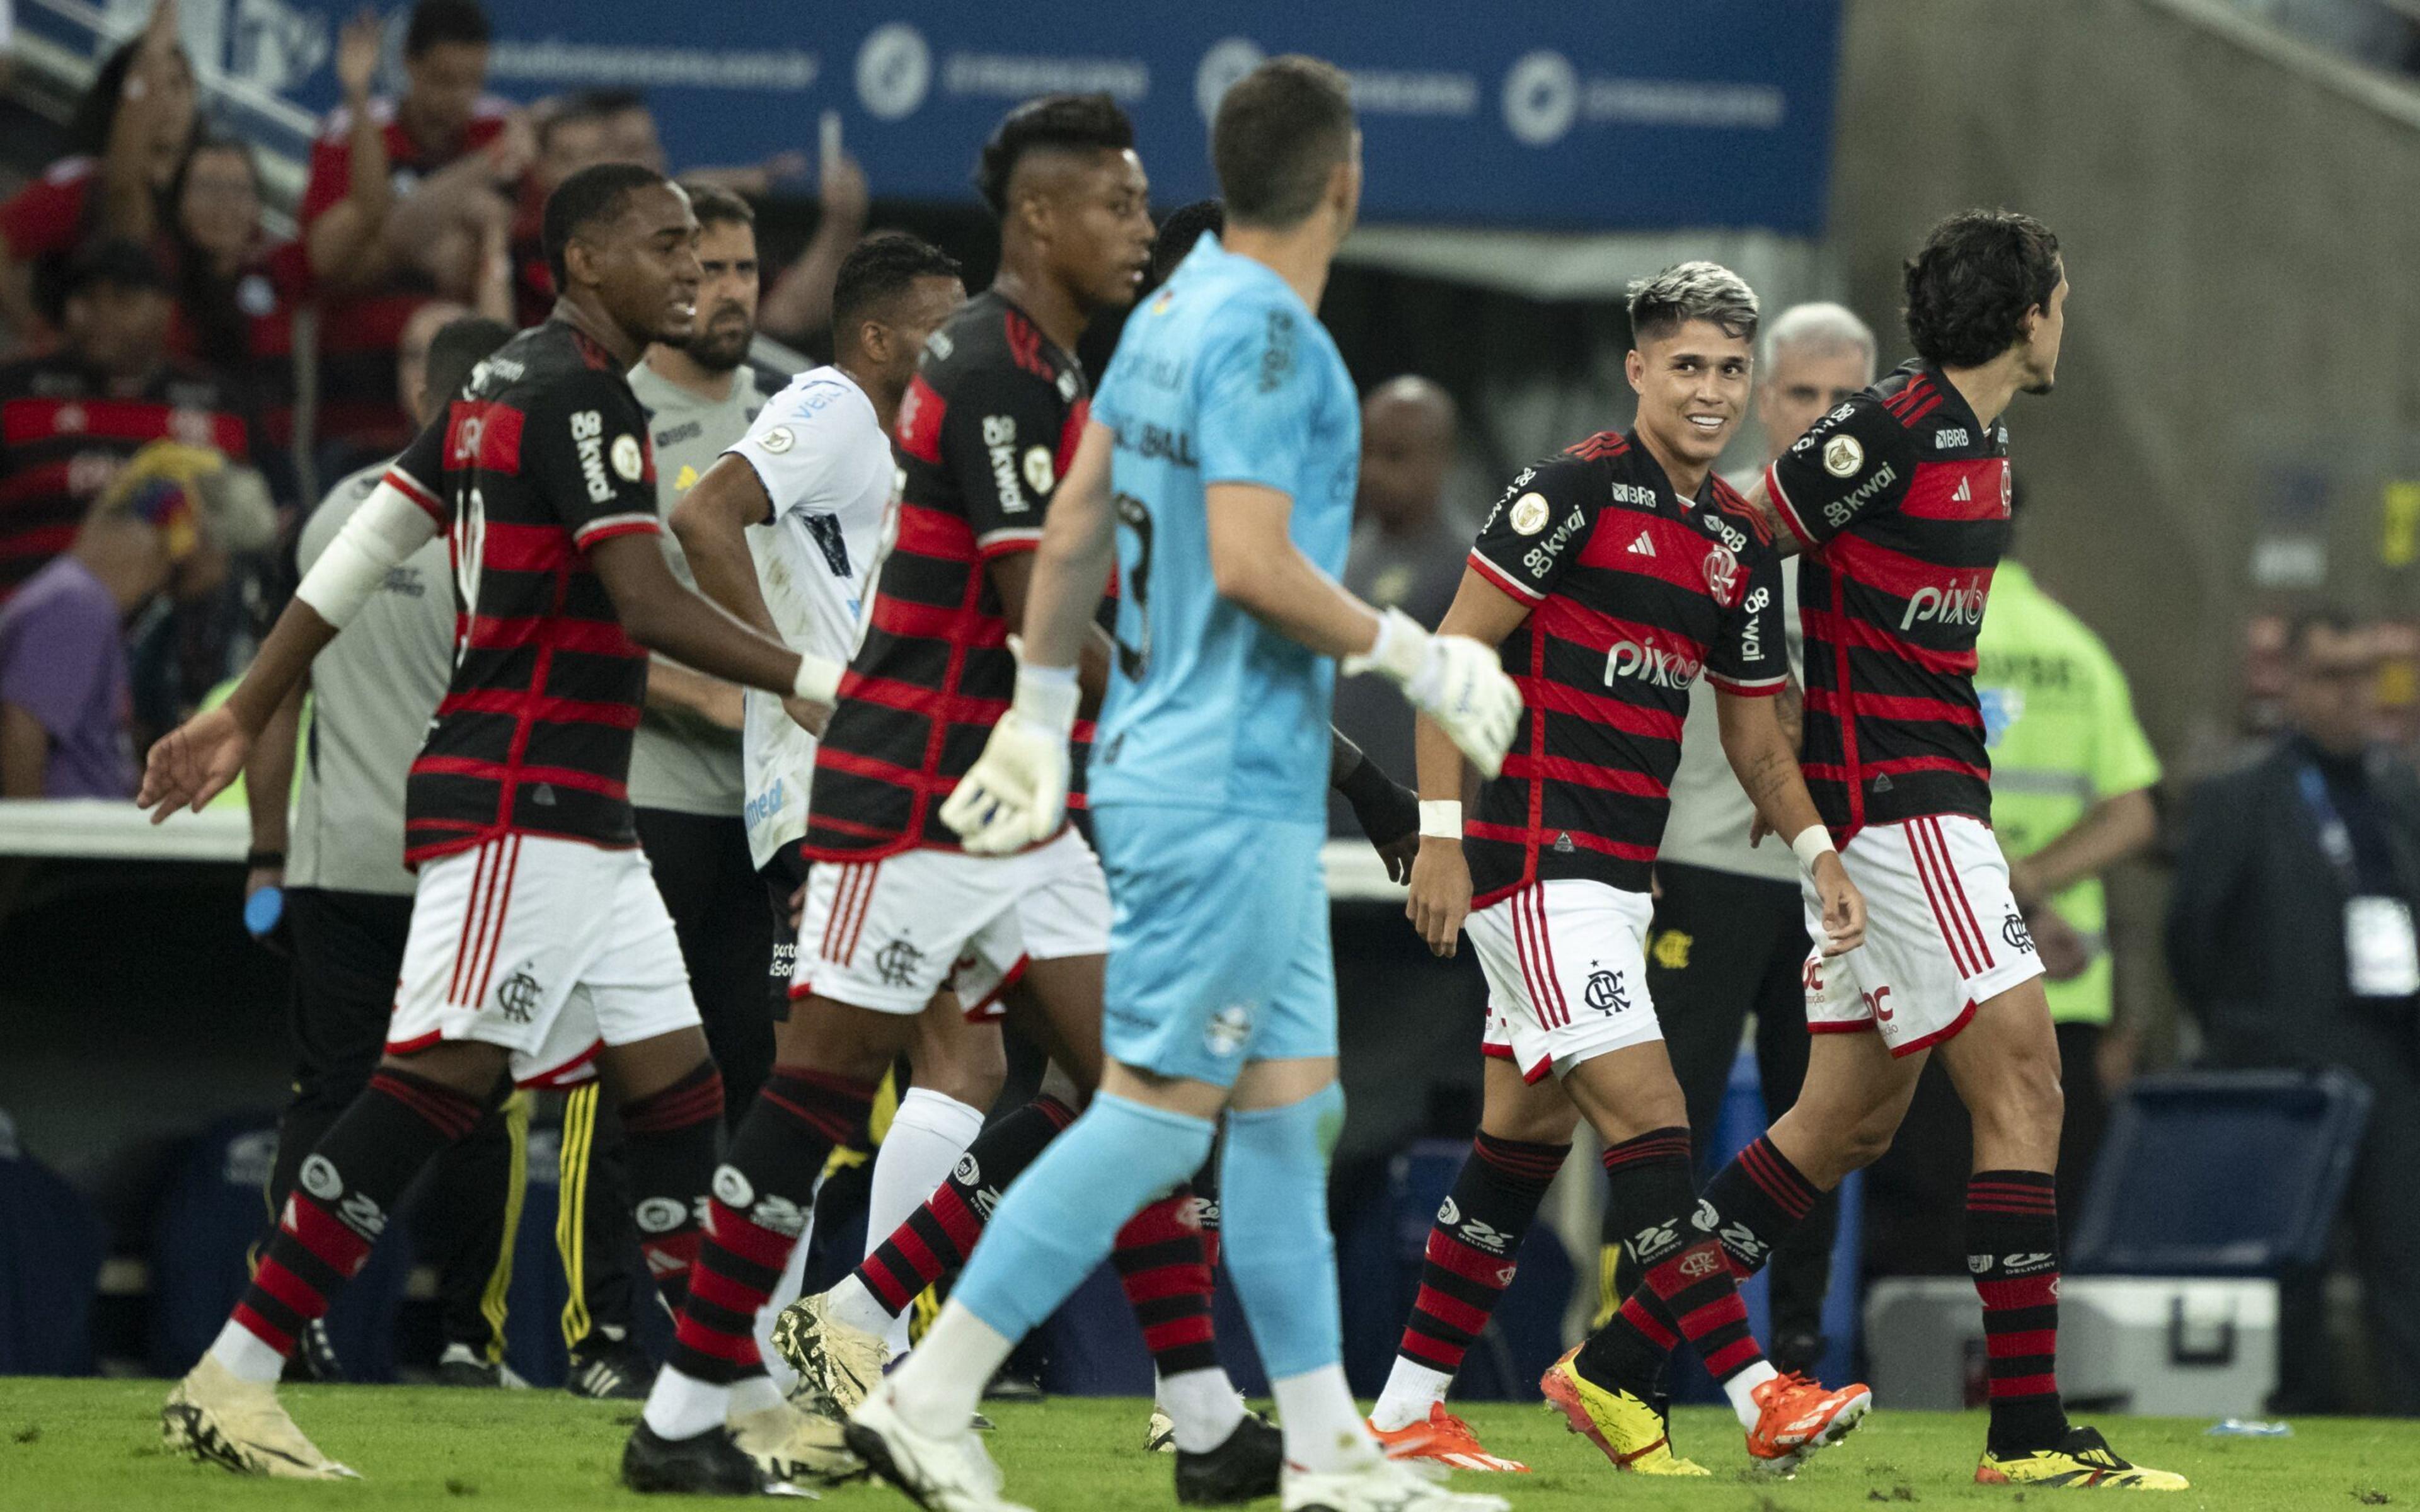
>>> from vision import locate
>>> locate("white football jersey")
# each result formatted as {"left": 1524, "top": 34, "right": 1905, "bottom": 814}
{"left": 725, "top": 365, "right": 899, "bottom": 870}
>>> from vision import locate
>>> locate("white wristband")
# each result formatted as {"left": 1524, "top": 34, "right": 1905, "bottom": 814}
{"left": 792, "top": 653, "right": 843, "bottom": 705}
{"left": 1342, "top": 605, "right": 1428, "bottom": 685}
{"left": 1013, "top": 663, "right": 1081, "bottom": 738}
{"left": 1790, "top": 825, "right": 1838, "bottom": 873}
{"left": 1419, "top": 800, "right": 1463, "bottom": 840}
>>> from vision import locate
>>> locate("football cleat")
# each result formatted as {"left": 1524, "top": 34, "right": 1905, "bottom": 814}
{"left": 729, "top": 1402, "right": 864, "bottom": 1486}
{"left": 1744, "top": 1371, "right": 1872, "bottom": 1476}
{"left": 1976, "top": 1426, "right": 2189, "bottom": 1490}
{"left": 567, "top": 1329, "right": 657, "bottom": 1400}
{"left": 770, "top": 1290, "right": 890, "bottom": 1416}
{"left": 161, "top": 1356, "right": 359, "bottom": 1480}
{"left": 846, "top": 1385, "right": 1031, "bottom": 1512}
{"left": 1279, "top": 1454, "right": 1512, "bottom": 1512}
{"left": 1146, "top": 1408, "right": 1177, "bottom": 1453}
{"left": 435, "top": 1343, "right": 529, "bottom": 1389}
{"left": 1369, "top": 1402, "right": 1531, "bottom": 1473}
{"left": 621, "top": 1419, "right": 800, "bottom": 1497}
{"left": 1538, "top": 1347, "right": 1708, "bottom": 1475}
{"left": 1175, "top": 1410, "right": 1283, "bottom": 1505}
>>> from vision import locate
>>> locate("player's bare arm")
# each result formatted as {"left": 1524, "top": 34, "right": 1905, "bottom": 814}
{"left": 587, "top": 531, "right": 839, "bottom": 714}
{"left": 139, "top": 597, "right": 341, "bottom": 821}
{"left": 1406, "top": 566, "right": 1530, "bottom": 957}
{"left": 670, "top": 454, "right": 785, "bottom": 642}
{"left": 1715, "top": 687, "right": 1864, "bottom": 954}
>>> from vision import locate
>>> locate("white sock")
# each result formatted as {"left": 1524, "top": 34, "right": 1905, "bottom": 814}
{"left": 1723, "top": 1360, "right": 1780, "bottom": 1429}
{"left": 1270, "top": 1363, "right": 1380, "bottom": 1474}
{"left": 824, "top": 1273, "right": 896, "bottom": 1337}
{"left": 207, "top": 1319, "right": 286, "bottom": 1385}
{"left": 1158, "top": 1366, "right": 1248, "bottom": 1453}
{"left": 1369, "top": 1358, "right": 1454, "bottom": 1433}
{"left": 751, "top": 1192, "right": 820, "bottom": 1395}
{"left": 642, "top": 1365, "right": 731, "bottom": 1441}
{"left": 885, "top": 1300, "right": 1015, "bottom": 1439}
{"left": 865, "top": 1090, "right": 985, "bottom": 1354}
{"left": 729, "top": 1373, "right": 783, "bottom": 1418}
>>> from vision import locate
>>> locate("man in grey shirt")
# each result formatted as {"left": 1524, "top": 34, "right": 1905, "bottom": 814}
{"left": 243, "top": 315, "right": 522, "bottom": 1388}
{"left": 1592, "top": 302, "right": 1877, "bottom": 1373}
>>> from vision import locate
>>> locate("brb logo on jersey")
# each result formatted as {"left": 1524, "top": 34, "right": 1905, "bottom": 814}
{"left": 1604, "top": 638, "right": 1703, "bottom": 690}
{"left": 1900, "top": 574, "right": 1989, "bottom": 632}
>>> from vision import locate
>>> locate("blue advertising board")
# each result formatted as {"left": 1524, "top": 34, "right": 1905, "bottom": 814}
{"left": 18, "top": 0, "right": 1841, "bottom": 232}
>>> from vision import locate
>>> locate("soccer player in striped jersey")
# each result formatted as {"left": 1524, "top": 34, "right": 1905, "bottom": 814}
{"left": 1385, "top": 262, "right": 1873, "bottom": 1479}
{"left": 1703, "top": 212, "right": 2184, "bottom": 1491}
{"left": 142, "top": 163, "right": 858, "bottom": 1496}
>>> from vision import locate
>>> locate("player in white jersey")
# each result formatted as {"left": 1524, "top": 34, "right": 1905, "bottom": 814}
{"left": 671, "top": 232, "right": 996, "bottom": 1375}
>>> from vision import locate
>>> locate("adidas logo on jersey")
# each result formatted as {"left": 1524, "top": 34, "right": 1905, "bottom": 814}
{"left": 1627, "top": 530, "right": 1656, "bottom": 557}
{"left": 1952, "top": 478, "right": 1973, "bottom": 502}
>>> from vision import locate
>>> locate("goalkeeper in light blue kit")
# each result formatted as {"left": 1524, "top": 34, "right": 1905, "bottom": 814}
{"left": 846, "top": 57, "right": 1521, "bottom": 1512}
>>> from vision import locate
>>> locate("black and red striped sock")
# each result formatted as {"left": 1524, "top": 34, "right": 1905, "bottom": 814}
{"left": 667, "top": 1066, "right": 874, "bottom": 1384}
{"left": 233, "top": 1068, "right": 483, "bottom": 1357}
{"left": 853, "top": 1094, "right": 1076, "bottom": 1317}
{"left": 1113, "top": 1187, "right": 1219, "bottom": 1378}
{"left": 1969, "top": 1169, "right": 2068, "bottom": 1455}
{"left": 1579, "top": 1128, "right": 1762, "bottom": 1392}
{"left": 1396, "top": 1131, "right": 1569, "bottom": 1378}
{"left": 619, "top": 1062, "right": 723, "bottom": 1310}
{"left": 1697, "top": 1134, "right": 1819, "bottom": 1281}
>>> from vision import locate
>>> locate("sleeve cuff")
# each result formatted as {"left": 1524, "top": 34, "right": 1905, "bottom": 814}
{"left": 573, "top": 513, "right": 664, "bottom": 549}
{"left": 1706, "top": 670, "right": 1787, "bottom": 697}
{"left": 1466, "top": 549, "right": 1544, "bottom": 604}
{"left": 385, "top": 466, "right": 446, "bottom": 524}
{"left": 1764, "top": 462, "right": 1820, "bottom": 549}
{"left": 975, "top": 527, "right": 1044, "bottom": 559}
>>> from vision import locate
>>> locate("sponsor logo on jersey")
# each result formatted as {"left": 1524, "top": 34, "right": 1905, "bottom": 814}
{"left": 1509, "top": 491, "right": 1550, "bottom": 535}
{"left": 1608, "top": 481, "right": 1657, "bottom": 509}
{"left": 758, "top": 425, "right": 794, "bottom": 454}
{"left": 571, "top": 409, "right": 613, "bottom": 502}
{"left": 1126, "top": 422, "right": 1197, "bottom": 466}
{"left": 1630, "top": 1220, "right": 1683, "bottom": 1264}
{"left": 1952, "top": 477, "right": 1973, "bottom": 503}
{"left": 1703, "top": 512, "right": 1748, "bottom": 552}
{"left": 1899, "top": 575, "right": 1989, "bottom": 632}
{"left": 1935, "top": 427, "right": 1971, "bottom": 448}
{"left": 1862, "top": 985, "right": 1894, "bottom": 1023}
{"left": 655, "top": 420, "right": 702, "bottom": 448}
{"left": 1702, "top": 542, "right": 1741, "bottom": 601}
{"left": 1824, "top": 462, "right": 1898, "bottom": 526}
{"left": 1627, "top": 529, "right": 1657, "bottom": 557}
{"left": 1604, "top": 638, "right": 1703, "bottom": 689}
{"left": 1519, "top": 504, "right": 1589, "bottom": 578}
{"left": 1205, "top": 1003, "right": 1253, "bottom": 1057}
{"left": 1822, "top": 434, "right": 1865, "bottom": 477}
{"left": 982, "top": 414, "right": 1026, "bottom": 512}
{"left": 609, "top": 433, "right": 644, "bottom": 482}
{"left": 1021, "top": 445, "right": 1054, "bottom": 495}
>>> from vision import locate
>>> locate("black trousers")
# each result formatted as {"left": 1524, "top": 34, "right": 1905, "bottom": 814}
{"left": 263, "top": 887, "right": 523, "bottom": 1360}
{"left": 1599, "top": 862, "right": 1838, "bottom": 1344}
{"left": 555, "top": 808, "right": 776, "bottom": 1349}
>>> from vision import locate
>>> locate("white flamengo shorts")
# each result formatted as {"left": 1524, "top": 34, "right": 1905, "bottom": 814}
{"left": 1468, "top": 879, "right": 1666, "bottom": 1083}
{"left": 790, "top": 828, "right": 1109, "bottom": 1016}
{"left": 387, "top": 834, "right": 697, "bottom": 1089}
{"left": 1801, "top": 813, "right": 2045, "bottom": 1056}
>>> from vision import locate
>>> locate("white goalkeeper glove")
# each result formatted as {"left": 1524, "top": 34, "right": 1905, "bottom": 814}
{"left": 1345, "top": 607, "right": 1523, "bottom": 778}
{"left": 940, "top": 661, "right": 1080, "bottom": 855}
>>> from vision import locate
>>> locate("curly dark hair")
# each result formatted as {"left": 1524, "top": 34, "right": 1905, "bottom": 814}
{"left": 1902, "top": 209, "right": 2062, "bottom": 369}
{"left": 972, "top": 94, "right": 1134, "bottom": 217}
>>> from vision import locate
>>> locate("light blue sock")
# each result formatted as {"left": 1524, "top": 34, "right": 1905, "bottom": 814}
{"left": 1220, "top": 1082, "right": 1347, "bottom": 1380}
{"left": 951, "top": 1092, "right": 1216, "bottom": 1341}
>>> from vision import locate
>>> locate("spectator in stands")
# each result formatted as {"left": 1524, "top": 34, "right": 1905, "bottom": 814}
{"left": 756, "top": 152, "right": 870, "bottom": 350}
{"left": 0, "top": 1, "right": 196, "bottom": 344}
{"left": 2167, "top": 607, "right": 2420, "bottom": 1414}
{"left": 1327, "top": 375, "right": 1461, "bottom": 833}
{"left": 0, "top": 439, "right": 272, "bottom": 798}
{"left": 298, "top": 0, "right": 521, "bottom": 469}
{"left": 0, "top": 239, "right": 263, "bottom": 600}
{"left": 507, "top": 92, "right": 626, "bottom": 326}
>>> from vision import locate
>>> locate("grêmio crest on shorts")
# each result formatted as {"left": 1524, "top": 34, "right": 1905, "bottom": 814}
{"left": 1765, "top": 360, "right": 2011, "bottom": 840}
{"left": 1463, "top": 429, "right": 1785, "bottom": 906}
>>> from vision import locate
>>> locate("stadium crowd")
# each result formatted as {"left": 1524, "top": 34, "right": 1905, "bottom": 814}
{"left": 0, "top": 6, "right": 2416, "bottom": 1504}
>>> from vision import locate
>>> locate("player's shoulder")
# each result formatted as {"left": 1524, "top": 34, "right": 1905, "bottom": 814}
{"left": 756, "top": 365, "right": 877, "bottom": 445}
{"left": 928, "top": 292, "right": 1060, "bottom": 381}
{"left": 1534, "top": 430, "right": 1633, "bottom": 495}
{"left": 510, "top": 324, "right": 635, "bottom": 408}
{"left": 302, "top": 461, "right": 392, "bottom": 549}
{"left": 1701, "top": 471, "right": 1779, "bottom": 553}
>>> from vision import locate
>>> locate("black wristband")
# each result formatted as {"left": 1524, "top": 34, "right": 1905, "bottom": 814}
{"left": 1337, "top": 755, "right": 1418, "bottom": 847}
{"left": 246, "top": 849, "right": 285, "bottom": 870}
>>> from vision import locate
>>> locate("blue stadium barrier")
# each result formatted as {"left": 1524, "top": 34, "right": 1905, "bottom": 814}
{"left": 2071, "top": 1069, "right": 2373, "bottom": 1276}
{"left": 0, "top": 1115, "right": 108, "bottom": 1375}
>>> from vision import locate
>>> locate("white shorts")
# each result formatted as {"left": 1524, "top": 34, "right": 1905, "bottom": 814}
{"left": 790, "top": 829, "right": 1109, "bottom": 1016}
{"left": 1802, "top": 814, "right": 2044, "bottom": 1056}
{"left": 388, "top": 835, "right": 697, "bottom": 1089}
{"left": 1468, "top": 879, "right": 1665, "bottom": 1083}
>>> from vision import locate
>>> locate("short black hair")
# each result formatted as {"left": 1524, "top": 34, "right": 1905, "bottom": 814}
{"left": 61, "top": 237, "right": 170, "bottom": 300}
{"left": 424, "top": 316, "right": 515, "bottom": 411}
{"left": 973, "top": 93, "right": 1134, "bottom": 217}
{"left": 543, "top": 161, "right": 670, "bottom": 289}
{"left": 1211, "top": 56, "right": 1354, "bottom": 229}
{"left": 537, "top": 91, "right": 621, "bottom": 153}
{"left": 679, "top": 181, "right": 755, "bottom": 232}
{"left": 2287, "top": 604, "right": 2363, "bottom": 658}
{"left": 71, "top": 35, "right": 193, "bottom": 159}
{"left": 832, "top": 232, "right": 963, "bottom": 340}
{"left": 1903, "top": 209, "right": 2063, "bottom": 370}
{"left": 1149, "top": 199, "right": 1224, "bottom": 286}
{"left": 405, "top": 0, "right": 490, "bottom": 59}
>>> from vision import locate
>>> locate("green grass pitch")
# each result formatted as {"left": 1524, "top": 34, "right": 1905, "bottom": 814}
{"left": 0, "top": 1379, "right": 2411, "bottom": 1511}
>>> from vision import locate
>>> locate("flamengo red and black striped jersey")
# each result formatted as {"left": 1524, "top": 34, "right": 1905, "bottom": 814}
{"left": 0, "top": 355, "right": 255, "bottom": 600}
{"left": 804, "top": 291, "right": 1089, "bottom": 860}
{"left": 386, "top": 319, "right": 663, "bottom": 866}
{"left": 1464, "top": 430, "right": 1787, "bottom": 906}
{"left": 1764, "top": 360, "right": 2010, "bottom": 841}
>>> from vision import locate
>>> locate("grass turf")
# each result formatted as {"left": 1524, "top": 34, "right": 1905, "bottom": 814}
{"left": 0, "top": 1379, "right": 2411, "bottom": 1511}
